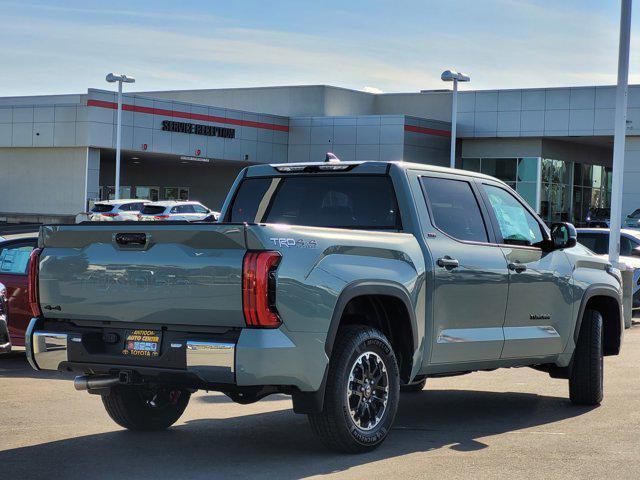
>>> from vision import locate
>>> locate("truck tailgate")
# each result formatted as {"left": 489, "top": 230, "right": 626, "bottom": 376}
{"left": 38, "top": 224, "right": 248, "bottom": 327}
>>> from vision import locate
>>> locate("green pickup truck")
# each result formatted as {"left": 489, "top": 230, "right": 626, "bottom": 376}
{"left": 26, "top": 160, "right": 623, "bottom": 453}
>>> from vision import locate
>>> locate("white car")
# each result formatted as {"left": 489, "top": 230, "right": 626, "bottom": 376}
{"left": 89, "top": 200, "right": 150, "bottom": 221}
{"left": 137, "top": 201, "right": 217, "bottom": 222}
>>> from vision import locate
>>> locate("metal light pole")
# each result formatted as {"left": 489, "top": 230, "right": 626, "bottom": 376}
{"left": 608, "top": 0, "right": 632, "bottom": 265}
{"left": 441, "top": 70, "right": 470, "bottom": 169}
{"left": 105, "top": 73, "right": 135, "bottom": 200}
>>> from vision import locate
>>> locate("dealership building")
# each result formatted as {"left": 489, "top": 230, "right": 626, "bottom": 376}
{"left": 0, "top": 83, "right": 638, "bottom": 224}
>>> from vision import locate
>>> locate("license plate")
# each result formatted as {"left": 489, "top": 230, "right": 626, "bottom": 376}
{"left": 122, "top": 329, "right": 162, "bottom": 357}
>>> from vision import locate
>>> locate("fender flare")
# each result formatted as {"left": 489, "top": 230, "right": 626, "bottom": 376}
{"left": 574, "top": 284, "right": 623, "bottom": 344}
{"left": 324, "top": 280, "right": 418, "bottom": 357}
{"left": 292, "top": 280, "right": 419, "bottom": 415}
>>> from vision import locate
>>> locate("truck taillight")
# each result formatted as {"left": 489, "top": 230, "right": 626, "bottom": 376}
{"left": 242, "top": 251, "right": 281, "bottom": 328}
{"left": 28, "top": 248, "right": 43, "bottom": 317}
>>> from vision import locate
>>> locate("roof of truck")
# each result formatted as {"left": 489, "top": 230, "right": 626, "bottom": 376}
{"left": 264, "top": 160, "right": 504, "bottom": 183}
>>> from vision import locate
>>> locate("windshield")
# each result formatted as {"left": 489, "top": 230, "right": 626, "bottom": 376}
{"left": 228, "top": 175, "right": 401, "bottom": 230}
{"left": 629, "top": 209, "right": 640, "bottom": 219}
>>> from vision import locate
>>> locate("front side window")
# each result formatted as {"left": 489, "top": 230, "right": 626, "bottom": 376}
{"left": 484, "top": 184, "right": 544, "bottom": 246}
{"left": 228, "top": 176, "right": 401, "bottom": 230}
{"left": 0, "top": 244, "right": 34, "bottom": 274}
{"left": 420, "top": 177, "right": 488, "bottom": 243}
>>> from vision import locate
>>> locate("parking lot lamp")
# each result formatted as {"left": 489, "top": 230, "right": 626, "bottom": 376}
{"left": 608, "top": 0, "right": 632, "bottom": 265}
{"left": 441, "top": 70, "right": 470, "bottom": 169}
{"left": 105, "top": 73, "right": 136, "bottom": 200}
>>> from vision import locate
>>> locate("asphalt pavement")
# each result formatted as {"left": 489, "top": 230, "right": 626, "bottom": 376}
{"left": 1, "top": 324, "right": 639, "bottom": 480}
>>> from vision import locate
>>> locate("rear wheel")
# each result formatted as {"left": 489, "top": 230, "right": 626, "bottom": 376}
{"left": 569, "top": 309, "right": 604, "bottom": 405}
{"left": 102, "top": 385, "right": 191, "bottom": 431}
{"left": 308, "top": 325, "right": 400, "bottom": 453}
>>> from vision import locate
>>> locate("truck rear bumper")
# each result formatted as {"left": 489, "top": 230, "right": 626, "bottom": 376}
{"left": 25, "top": 318, "right": 328, "bottom": 392}
{"left": 26, "top": 318, "right": 235, "bottom": 385}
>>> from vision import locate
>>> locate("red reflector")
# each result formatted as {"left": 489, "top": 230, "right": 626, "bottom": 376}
{"left": 242, "top": 251, "right": 281, "bottom": 328}
{"left": 102, "top": 213, "right": 118, "bottom": 217}
{"left": 154, "top": 215, "right": 170, "bottom": 219}
{"left": 27, "top": 248, "right": 43, "bottom": 317}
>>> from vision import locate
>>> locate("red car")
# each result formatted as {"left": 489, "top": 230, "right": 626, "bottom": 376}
{"left": 0, "top": 234, "right": 38, "bottom": 351}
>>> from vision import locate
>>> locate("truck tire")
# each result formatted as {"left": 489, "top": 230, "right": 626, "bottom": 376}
{"left": 569, "top": 309, "right": 604, "bottom": 405}
{"left": 401, "top": 376, "right": 427, "bottom": 393}
{"left": 102, "top": 385, "right": 191, "bottom": 431}
{"left": 308, "top": 325, "right": 400, "bottom": 453}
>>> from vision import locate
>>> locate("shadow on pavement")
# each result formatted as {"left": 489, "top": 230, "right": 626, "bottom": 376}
{"left": 0, "top": 388, "right": 595, "bottom": 480}
{"left": 0, "top": 353, "right": 74, "bottom": 380}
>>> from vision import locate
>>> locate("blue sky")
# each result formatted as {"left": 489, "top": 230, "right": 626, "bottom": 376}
{"left": 0, "top": 0, "right": 638, "bottom": 96}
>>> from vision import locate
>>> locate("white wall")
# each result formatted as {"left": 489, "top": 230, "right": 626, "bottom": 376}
{"left": 141, "top": 86, "right": 328, "bottom": 117}
{"left": 0, "top": 147, "right": 87, "bottom": 215}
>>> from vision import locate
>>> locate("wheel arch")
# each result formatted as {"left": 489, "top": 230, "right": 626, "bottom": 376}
{"left": 575, "top": 285, "right": 623, "bottom": 356}
{"left": 292, "top": 281, "right": 420, "bottom": 415}
{"left": 325, "top": 281, "right": 418, "bottom": 380}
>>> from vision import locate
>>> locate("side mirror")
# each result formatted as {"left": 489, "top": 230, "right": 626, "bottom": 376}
{"left": 631, "top": 246, "right": 640, "bottom": 258}
{"left": 550, "top": 222, "right": 577, "bottom": 250}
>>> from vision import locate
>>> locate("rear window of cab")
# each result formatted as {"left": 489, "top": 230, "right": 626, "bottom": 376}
{"left": 228, "top": 175, "right": 401, "bottom": 230}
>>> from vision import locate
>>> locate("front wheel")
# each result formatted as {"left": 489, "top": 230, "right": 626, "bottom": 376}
{"left": 308, "top": 325, "right": 400, "bottom": 453}
{"left": 569, "top": 309, "right": 604, "bottom": 405}
{"left": 102, "top": 385, "right": 191, "bottom": 431}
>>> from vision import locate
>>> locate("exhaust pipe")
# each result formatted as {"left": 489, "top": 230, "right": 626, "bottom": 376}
{"left": 74, "top": 375, "right": 120, "bottom": 391}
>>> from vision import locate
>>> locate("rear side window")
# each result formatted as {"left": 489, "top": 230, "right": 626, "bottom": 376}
{"left": 228, "top": 176, "right": 401, "bottom": 230}
{"left": 141, "top": 205, "right": 166, "bottom": 215}
{"left": 91, "top": 204, "right": 114, "bottom": 213}
{"left": 421, "top": 177, "right": 488, "bottom": 242}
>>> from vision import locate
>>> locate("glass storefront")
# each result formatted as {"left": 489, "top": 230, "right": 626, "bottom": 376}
{"left": 460, "top": 157, "right": 539, "bottom": 210}
{"left": 460, "top": 156, "right": 611, "bottom": 226}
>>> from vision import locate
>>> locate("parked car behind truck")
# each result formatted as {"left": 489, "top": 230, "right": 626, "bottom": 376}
{"left": 25, "top": 160, "right": 623, "bottom": 453}
{"left": 0, "top": 234, "right": 38, "bottom": 350}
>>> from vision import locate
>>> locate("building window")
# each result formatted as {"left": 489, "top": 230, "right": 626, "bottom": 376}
{"left": 540, "top": 159, "right": 571, "bottom": 223}
{"left": 101, "top": 186, "right": 131, "bottom": 200}
{"left": 459, "top": 157, "right": 540, "bottom": 211}
{"left": 164, "top": 187, "right": 190, "bottom": 201}
{"left": 134, "top": 186, "right": 160, "bottom": 202}
{"left": 571, "top": 163, "right": 612, "bottom": 226}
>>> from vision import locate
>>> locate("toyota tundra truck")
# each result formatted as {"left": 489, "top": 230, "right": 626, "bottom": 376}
{"left": 25, "top": 160, "right": 623, "bottom": 453}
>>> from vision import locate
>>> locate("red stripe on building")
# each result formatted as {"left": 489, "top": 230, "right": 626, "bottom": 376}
{"left": 404, "top": 124, "right": 450, "bottom": 137}
{"left": 86, "top": 99, "right": 289, "bottom": 132}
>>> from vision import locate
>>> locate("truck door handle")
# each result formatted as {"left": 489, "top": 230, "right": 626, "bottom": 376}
{"left": 508, "top": 262, "right": 527, "bottom": 273}
{"left": 437, "top": 256, "right": 459, "bottom": 269}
